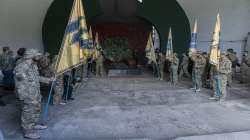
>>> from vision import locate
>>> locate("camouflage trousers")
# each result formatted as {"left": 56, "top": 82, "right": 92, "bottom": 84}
{"left": 53, "top": 76, "right": 64, "bottom": 105}
{"left": 179, "top": 65, "right": 190, "bottom": 78}
{"left": 20, "top": 100, "right": 41, "bottom": 134}
{"left": 192, "top": 69, "right": 202, "bottom": 90}
{"left": 96, "top": 63, "right": 104, "bottom": 77}
{"left": 170, "top": 66, "right": 178, "bottom": 85}
{"left": 227, "top": 73, "right": 232, "bottom": 87}
{"left": 159, "top": 64, "right": 164, "bottom": 80}
{"left": 213, "top": 74, "right": 227, "bottom": 99}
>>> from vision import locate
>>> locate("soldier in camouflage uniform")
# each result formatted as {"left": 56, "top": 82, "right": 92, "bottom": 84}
{"left": 210, "top": 53, "right": 232, "bottom": 101}
{"left": 169, "top": 53, "right": 179, "bottom": 86}
{"left": 158, "top": 52, "right": 165, "bottom": 80}
{"left": 38, "top": 52, "right": 52, "bottom": 77}
{"left": 190, "top": 51, "right": 206, "bottom": 92}
{"left": 201, "top": 52, "right": 210, "bottom": 88}
{"left": 226, "top": 49, "right": 238, "bottom": 87}
{"left": 95, "top": 51, "right": 105, "bottom": 77}
{"left": 179, "top": 53, "right": 190, "bottom": 79}
{"left": 0, "top": 47, "right": 15, "bottom": 89}
{"left": 14, "top": 49, "right": 51, "bottom": 139}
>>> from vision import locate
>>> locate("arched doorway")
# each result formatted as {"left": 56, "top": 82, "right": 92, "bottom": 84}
{"left": 42, "top": 0, "right": 190, "bottom": 57}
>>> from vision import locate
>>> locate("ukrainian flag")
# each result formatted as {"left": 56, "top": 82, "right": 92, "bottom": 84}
{"left": 189, "top": 19, "right": 198, "bottom": 56}
{"left": 166, "top": 28, "right": 173, "bottom": 60}
{"left": 209, "top": 13, "right": 221, "bottom": 68}
{"left": 55, "top": 0, "right": 90, "bottom": 75}
{"left": 145, "top": 33, "right": 156, "bottom": 63}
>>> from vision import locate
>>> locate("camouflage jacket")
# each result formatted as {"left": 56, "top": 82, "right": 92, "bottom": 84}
{"left": 191, "top": 54, "right": 206, "bottom": 69}
{"left": 14, "top": 58, "right": 50, "bottom": 103}
{"left": 218, "top": 57, "right": 232, "bottom": 75}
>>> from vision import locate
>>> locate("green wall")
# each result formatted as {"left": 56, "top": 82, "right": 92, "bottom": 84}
{"left": 42, "top": 0, "right": 190, "bottom": 56}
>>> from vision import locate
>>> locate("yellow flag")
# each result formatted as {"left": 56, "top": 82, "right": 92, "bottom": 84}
{"left": 55, "top": 0, "right": 90, "bottom": 75}
{"left": 209, "top": 13, "right": 221, "bottom": 68}
{"left": 145, "top": 33, "right": 156, "bottom": 63}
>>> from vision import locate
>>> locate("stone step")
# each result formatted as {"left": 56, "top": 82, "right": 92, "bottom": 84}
{"left": 174, "top": 131, "right": 250, "bottom": 140}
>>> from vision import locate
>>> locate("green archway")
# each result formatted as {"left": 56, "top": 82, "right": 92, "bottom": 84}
{"left": 42, "top": 0, "right": 190, "bottom": 56}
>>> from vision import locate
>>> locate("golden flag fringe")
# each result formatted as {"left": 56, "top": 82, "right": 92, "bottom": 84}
{"left": 209, "top": 13, "right": 221, "bottom": 69}
{"left": 55, "top": 0, "right": 90, "bottom": 76}
{"left": 145, "top": 33, "right": 156, "bottom": 63}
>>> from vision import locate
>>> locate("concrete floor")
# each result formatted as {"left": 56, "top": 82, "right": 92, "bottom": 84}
{"left": 1, "top": 74, "right": 250, "bottom": 140}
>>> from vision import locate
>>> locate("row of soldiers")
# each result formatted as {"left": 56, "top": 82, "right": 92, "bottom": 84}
{"left": 0, "top": 45, "right": 105, "bottom": 139}
{"left": 150, "top": 48, "right": 249, "bottom": 101}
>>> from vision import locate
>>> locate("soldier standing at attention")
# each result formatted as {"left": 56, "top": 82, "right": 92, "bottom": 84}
{"left": 179, "top": 53, "right": 190, "bottom": 79}
{"left": 158, "top": 52, "right": 165, "bottom": 80}
{"left": 169, "top": 53, "right": 179, "bottom": 86}
{"left": 210, "top": 53, "right": 232, "bottom": 101}
{"left": 190, "top": 51, "right": 206, "bottom": 92}
{"left": 14, "top": 49, "right": 51, "bottom": 139}
{"left": 95, "top": 51, "right": 105, "bottom": 77}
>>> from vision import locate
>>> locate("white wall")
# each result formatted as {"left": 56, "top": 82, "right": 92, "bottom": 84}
{"left": 177, "top": 0, "right": 250, "bottom": 59}
{"left": 0, "top": 0, "right": 53, "bottom": 53}
{"left": 0, "top": 0, "right": 249, "bottom": 57}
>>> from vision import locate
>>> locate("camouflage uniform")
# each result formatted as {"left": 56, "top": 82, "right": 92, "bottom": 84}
{"left": 191, "top": 53, "right": 206, "bottom": 91}
{"left": 0, "top": 48, "right": 15, "bottom": 88}
{"left": 179, "top": 53, "right": 190, "bottom": 78}
{"left": 226, "top": 51, "right": 238, "bottom": 87}
{"left": 217, "top": 55, "right": 232, "bottom": 100}
{"left": 95, "top": 53, "right": 104, "bottom": 77}
{"left": 158, "top": 53, "right": 165, "bottom": 80}
{"left": 38, "top": 53, "right": 52, "bottom": 77}
{"left": 14, "top": 49, "right": 50, "bottom": 136}
{"left": 169, "top": 54, "right": 179, "bottom": 85}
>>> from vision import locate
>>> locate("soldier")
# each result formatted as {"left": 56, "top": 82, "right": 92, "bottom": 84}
{"left": 226, "top": 49, "right": 238, "bottom": 87}
{"left": 240, "top": 51, "right": 250, "bottom": 83}
{"left": 190, "top": 51, "right": 206, "bottom": 92}
{"left": 179, "top": 53, "right": 190, "bottom": 79}
{"left": 210, "top": 53, "right": 232, "bottom": 101}
{"left": 0, "top": 46, "right": 15, "bottom": 89}
{"left": 152, "top": 49, "right": 160, "bottom": 78}
{"left": 38, "top": 52, "right": 52, "bottom": 77}
{"left": 95, "top": 51, "right": 105, "bottom": 77}
{"left": 14, "top": 49, "right": 51, "bottom": 139}
{"left": 201, "top": 52, "right": 210, "bottom": 88}
{"left": 169, "top": 53, "right": 179, "bottom": 86}
{"left": 158, "top": 52, "right": 165, "bottom": 80}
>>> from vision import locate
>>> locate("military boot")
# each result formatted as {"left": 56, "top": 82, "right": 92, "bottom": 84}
{"left": 34, "top": 125, "right": 48, "bottom": 130}
{"left": 24, "top": 132, "right": 40, "bottom": 139}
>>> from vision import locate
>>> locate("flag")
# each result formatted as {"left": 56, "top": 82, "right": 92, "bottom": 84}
{"left": 145, "top": 33, "right": 156, "bottom": 63}
{"left": 189, "top": 19, "right": 198, "bottom": 56}
{"left": 92, "top": 32, "right": 101, "bottom": 60}
{"left": 209, "top": 13, "right": 221, "bottom": 68}
{"left": 83, "top": 26, "right": 94, "bottom": 58}
{"left": 55, "top": 0, "right": 90, "bottom": 75}
{"left": 166, "top": 28, "right": 173, "bottom": 60}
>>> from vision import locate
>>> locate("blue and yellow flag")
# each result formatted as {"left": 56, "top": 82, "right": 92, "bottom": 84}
{"left": 145, "top": 33, "right": 156, "bottom": 63}
{"left": 209, "top": 13, "right": 221, "bottom": 68}
{"left": 55, "top": 0, "right": 90, "bottom": 75}
{"left": 189, "top": 19, "right": 198, "bottom": 56}
{"left": 166, "top": 28, "right": 173, "bottom": 60}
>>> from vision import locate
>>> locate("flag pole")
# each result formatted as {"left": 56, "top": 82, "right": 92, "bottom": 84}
{"left": 42, "top": 77, "right": 57, "bottom": 124}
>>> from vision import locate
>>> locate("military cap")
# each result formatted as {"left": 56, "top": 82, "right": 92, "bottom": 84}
{"left": 24, "top": 49, "right": 42, "bottom": 59}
